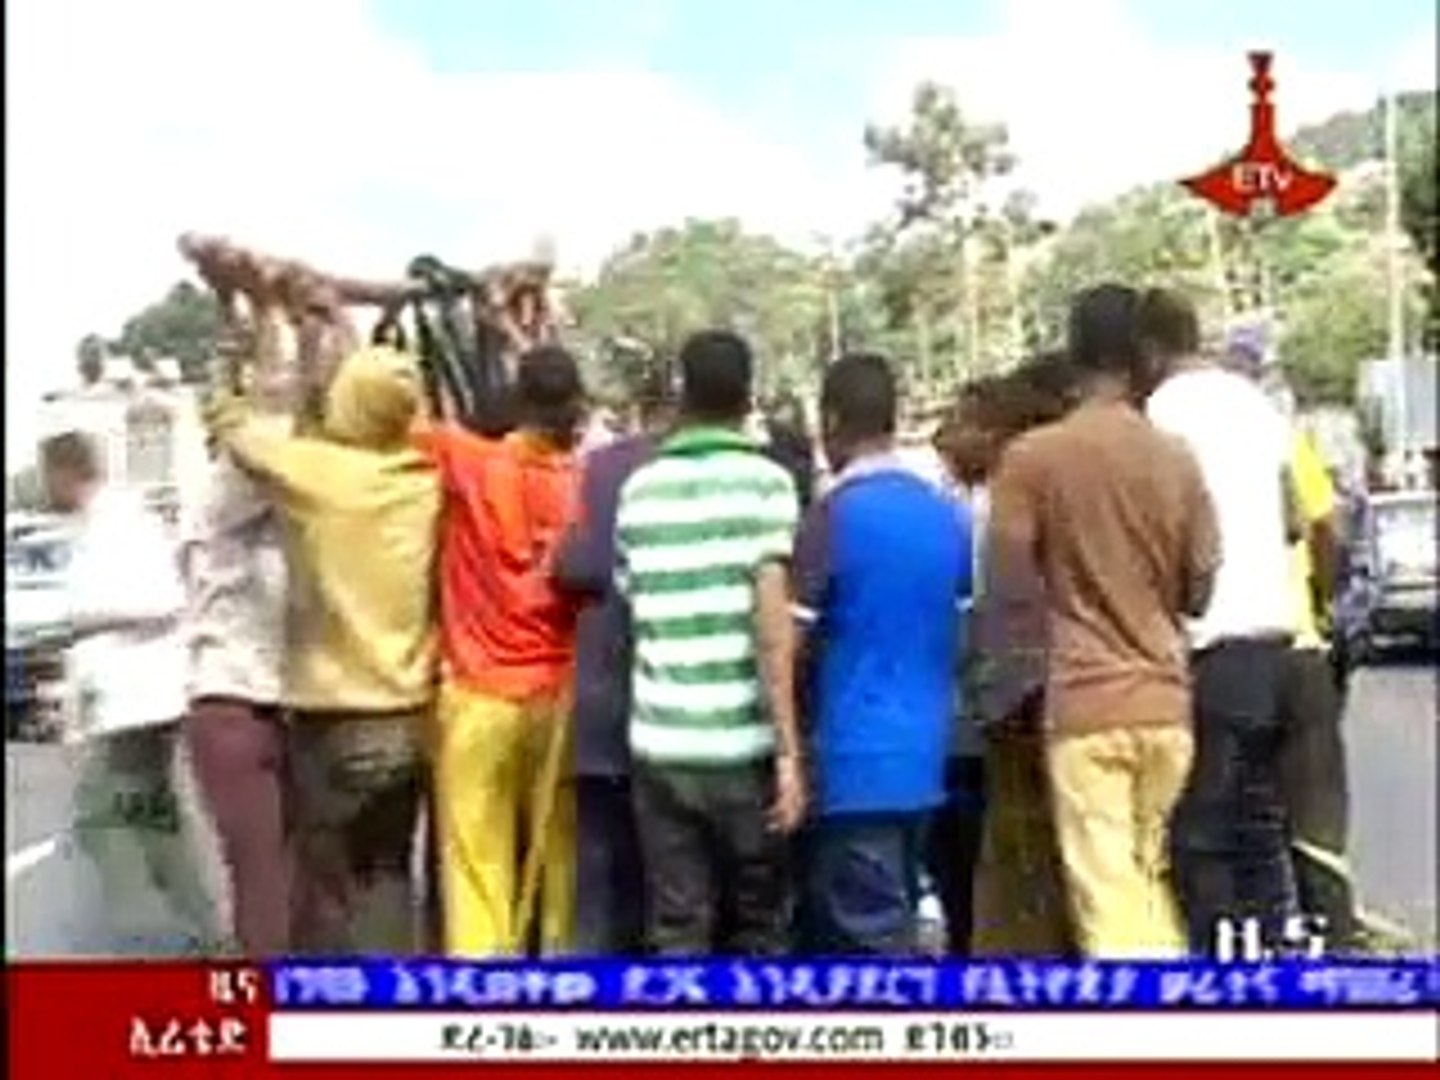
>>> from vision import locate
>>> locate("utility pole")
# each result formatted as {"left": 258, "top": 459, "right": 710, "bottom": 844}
{"left": 826, "top": 256, "right": 842, "bottom": 363}
{"left": 1384, "top": 87, "right": 1408, "bottom": 454}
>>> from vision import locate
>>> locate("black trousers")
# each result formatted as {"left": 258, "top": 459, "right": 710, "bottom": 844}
{"left": 1277, "top": 647, "right": 1357, "bottom": 948}
{"left": 925, "top": 757, "right": 986, "bottom": 956}
{"left": 575, "top": 775, "right": 646, "bottom": 955}
{"left": 1171, "top": 638, "right": 1298, "bottom": 956}
{"left": 799, "top": 812, "right": 928, "bottom": 955}
{"left": 632, "top": 760, "right": 791, "bottom": 956}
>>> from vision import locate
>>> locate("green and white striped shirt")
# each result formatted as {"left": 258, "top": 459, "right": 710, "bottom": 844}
{"left": 616, "top": 427, "right": 799, "bottom": 766}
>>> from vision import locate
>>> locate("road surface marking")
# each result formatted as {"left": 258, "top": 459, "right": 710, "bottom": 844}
{"left": 5, "top": 836, "right": 60, "bottom": 881}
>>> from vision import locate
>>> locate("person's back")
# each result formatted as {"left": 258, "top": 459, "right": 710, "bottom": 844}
{"left": 1138, "top": 298, "right": 1298, "bottom": 958}
{"left": 421, "top": 344, "right": 586, "bottom": 957}
{"left": 555, "top": 431, "right": 658, "bottom": 774}
{"left": 616, "top": 330, "right": 803, "bottom": 957}
{"left": 621, "top": 435, "right": 796, "bottom": 764}
{"left": 427, "top": 427, "right": 578, "bottom": 700}
{"left": 208, "top": 343, "right": 440, "bottom": 955}
{"left": 212, "top": 346, "right": 440, "bottom": 712}
{"left": 793, "top": 353, "right": 971, "bottom": 955}
{"left": 1147, "top": 365, "right": 1292, "bottom": 646}
{"left": 552, "top": 429, "right": 659, "bottom": 954}
{"left": 990, "top": 284, "right": 1219, "bottom": 959}
{"left": 1006, "top": 403, "right": 1210, "bottom": 730}
{"left": 807, "top": 467, "right": 968, "bottom": 812}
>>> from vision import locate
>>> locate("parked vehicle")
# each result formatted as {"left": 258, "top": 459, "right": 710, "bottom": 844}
{"left": 5, "top": 516, "right": 74, "bottom": 742}
{"left": 1337, "top": 490, "right": 1439, "bottom": 663}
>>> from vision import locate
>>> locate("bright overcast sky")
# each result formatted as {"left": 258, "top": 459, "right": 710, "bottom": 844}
{"left": 6, "top": 0, "right": 1434, "bottom": 463}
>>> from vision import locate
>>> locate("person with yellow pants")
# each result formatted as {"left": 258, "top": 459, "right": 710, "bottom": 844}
{"left": 416, "top": 346, "right": 586, "bottom": 956}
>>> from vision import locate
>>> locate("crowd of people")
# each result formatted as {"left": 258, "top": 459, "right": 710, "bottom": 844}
{"left": 40, "top": 279, "right": 1366, "bottom": 961}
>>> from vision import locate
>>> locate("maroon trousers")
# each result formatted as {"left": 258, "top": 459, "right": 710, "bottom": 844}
{"left": 185, "top": 697, "right": 291, "bottom": 957}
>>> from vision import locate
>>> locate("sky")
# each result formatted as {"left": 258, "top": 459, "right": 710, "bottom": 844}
{"left": 6, "top": 0, "right": 1436, "bottom": 463}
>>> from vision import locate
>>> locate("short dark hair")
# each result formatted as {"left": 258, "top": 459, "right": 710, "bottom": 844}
{"left": 821, "top": 352, "right": 897, "bottom": 442}
{"left": 40, "top": 431, "right": 100, "bottom": 478}
{"left": 1068, "top": 283, "right": 1143, "bottom": 374}
{"left": 1137, "top": 288, "right": 1201, "bottom": 359}
{"left": 678, "top": 330, "right": 752, "bottom": 421}
{"left": 514, "top": 345, "right": 584, "bottom": 439}
{"left": 634, "top": 363, "right": 675, "bottom": 423}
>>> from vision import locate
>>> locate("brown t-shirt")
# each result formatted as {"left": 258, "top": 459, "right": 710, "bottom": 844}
{"left": 986, "top": 400, "right": 1219, "bottom": 736}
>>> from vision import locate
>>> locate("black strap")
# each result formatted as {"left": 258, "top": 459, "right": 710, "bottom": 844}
{"left": 406, "top": 254, "right": 512, "bottom": 433}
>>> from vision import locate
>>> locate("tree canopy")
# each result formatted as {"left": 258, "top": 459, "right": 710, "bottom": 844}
{"left": 82, "top": 89, "right": 1436, "bottom": 412}
{"left": 565, "top": 218, "right": 832, "bottom": 399}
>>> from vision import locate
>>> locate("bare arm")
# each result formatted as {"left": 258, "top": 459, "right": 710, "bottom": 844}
{"left": 755, "top": 560, "right": 802, "bottom": 762}
{"left": 1181, "top": 451, "right": 1221, "bottom": 619}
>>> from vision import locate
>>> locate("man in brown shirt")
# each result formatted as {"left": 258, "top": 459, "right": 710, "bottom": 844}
{"left": 987, "top": 284, "right": 1219, "bottom": 957}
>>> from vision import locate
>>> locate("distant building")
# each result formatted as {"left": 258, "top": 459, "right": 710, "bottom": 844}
{"left": 35, "top": 356, "right": 207, "bottom": 526}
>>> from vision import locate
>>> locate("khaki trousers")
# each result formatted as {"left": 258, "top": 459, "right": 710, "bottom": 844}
{"left": 1047, "top": 725, "right": 1192, "bottom": 958}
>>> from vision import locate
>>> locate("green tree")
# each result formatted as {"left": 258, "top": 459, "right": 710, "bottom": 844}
{"left": 1279, "top": 239, "right": 1430, "bottom": 405}
{"left": 569, "top": 219, "right": 829, "bottom": 398}
{"left": 109, "top": 280, "right": 223, "bottom": 383}
{"left": 862, "top": 82, "right": 1026, "bottom": 383}
{"left": 1021, "top": 185, "right": 1225, "bottom": 348}
{"left": 1397, "top": 95, "right": 1438, "bottom": 348}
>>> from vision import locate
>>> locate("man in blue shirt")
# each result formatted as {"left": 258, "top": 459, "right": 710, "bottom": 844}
{"left": 792, "top": 353, "right": 973, "bottom": 954}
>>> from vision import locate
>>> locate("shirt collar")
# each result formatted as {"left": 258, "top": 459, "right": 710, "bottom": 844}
{"left": 659, "top": 426, "right": 760, "bottom": 458}
{"left": 835, "top": 449, "right": 910, "bottom": 489}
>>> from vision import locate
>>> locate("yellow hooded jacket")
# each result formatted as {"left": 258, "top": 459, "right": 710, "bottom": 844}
{"left": 210, "top": 346, "right": 441, "bottom": 713}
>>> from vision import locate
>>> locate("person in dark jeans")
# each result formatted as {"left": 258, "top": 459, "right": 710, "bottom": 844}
{"left": 1142, "top": 305, "right": 1300, "bottom": 954}
{"left": 552, "top": 379, "right": 671, "bottom": 954}
{"left": 633, "top": 762, "right": 793, "bottom": 954}
{"left": 1276, "top": 647, "right": 1357, "bottom": 948}
{"left": 1176, "top": 640, "right": 1296, "bottom": 952}
{"left": 924, "top": 757, "right": 986, "bottom": 954}
{"left": 616, "top": 331, "right": 807, "bottom": 956}
{"left": 793, "top": 353, "right": 972, "bottom": 954}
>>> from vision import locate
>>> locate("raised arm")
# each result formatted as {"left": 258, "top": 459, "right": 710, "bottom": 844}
{"left": 206, "top": 392, "right": 346, "bottom": 508}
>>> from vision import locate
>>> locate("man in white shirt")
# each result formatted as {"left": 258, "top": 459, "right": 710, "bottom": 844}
{"left": 1138, "top": 296, "right": 1299, "bottom": 956}
{"left": 42, "top": 432, "right": 225, "bottom": 954}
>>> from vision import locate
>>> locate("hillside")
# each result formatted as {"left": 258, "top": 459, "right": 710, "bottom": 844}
{"left": 1292, "top": 90, "right": 1437, "bottom": 170}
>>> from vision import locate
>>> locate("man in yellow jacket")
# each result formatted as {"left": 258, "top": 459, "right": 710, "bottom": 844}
{"left": 208, "top": 345, "right": 440, "bottom": 954}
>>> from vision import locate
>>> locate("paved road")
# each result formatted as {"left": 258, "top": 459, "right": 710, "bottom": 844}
{"left": 6, "top": 661, "right": 1437, "bottom": 957}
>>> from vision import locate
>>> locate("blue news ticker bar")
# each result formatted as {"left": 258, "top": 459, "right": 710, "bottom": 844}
{"left": 269, "top": 957, "right": 1440, "bottom": 1011}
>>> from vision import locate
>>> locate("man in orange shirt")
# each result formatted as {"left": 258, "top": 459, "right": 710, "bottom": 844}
{"left": 419, "top": 346, "right": 586, "bottom": 956}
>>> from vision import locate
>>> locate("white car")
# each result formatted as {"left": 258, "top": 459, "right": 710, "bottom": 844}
{"left": 5, "top": 517, "right": 75, "bottom": 741}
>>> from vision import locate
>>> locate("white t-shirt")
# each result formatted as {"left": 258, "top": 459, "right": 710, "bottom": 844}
{"left": 66, "top": 488, "right": 189, "bottom": 736}
{"left": 1147, "top": 366, "right": 1293, "bottom": 648}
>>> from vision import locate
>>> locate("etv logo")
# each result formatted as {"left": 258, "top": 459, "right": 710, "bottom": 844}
{"left": 1180, "top": 52, "right": 1338, "bottom": 220}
